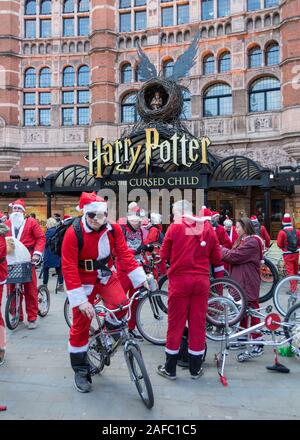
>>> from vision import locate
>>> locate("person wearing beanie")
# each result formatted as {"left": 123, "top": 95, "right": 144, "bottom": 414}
{"left": 61, "top": 192, "right": 148, "bottom": 393}
{"left": 277, "top": 213, "right": 300, "bottom": 293}
{"left": 250, "top": 215, "right": 270, "bottom": 249}
{"left": 5, "top": 199, "right": 46, "bottom": 329}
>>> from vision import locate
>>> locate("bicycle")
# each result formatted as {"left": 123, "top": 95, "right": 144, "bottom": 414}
{"left": 273, "top": 275, "right": 300, "bottom": 316}
{"left": 87, "top": 289, "right": 154, "bottom": 409}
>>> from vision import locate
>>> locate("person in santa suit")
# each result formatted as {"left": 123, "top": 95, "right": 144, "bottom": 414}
{"left": 277, "top": 212, "right": 300, "bottom": 294}
{"left": 211, "top": 211, "right": 232, "bottom": 250}
{"left": 117, "top": 201, "right": 139, "bottom": 226}
{"left": 143, "top": 213, "right": 167, "bottom": 279}
{"left": 223, "top": 218, "right": 238, "bottom": 245}
{"left": 250, "top": 215, "right": 271, "bottom": 249}
{"left": 5, "top": 199, "right": 46, "bottom": 329}
{"left": 61, "top": 192, "right": 148, "bottom": 393}
{"left": 157, "top": 200, "right": 222, "bottom": 380}
{"left": 0, "top": 218, "right": 9, "bottom": 365}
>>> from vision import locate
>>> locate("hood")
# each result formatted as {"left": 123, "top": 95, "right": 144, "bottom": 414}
{"left": 0, "top": 223, "right": 9, "bottom": 236}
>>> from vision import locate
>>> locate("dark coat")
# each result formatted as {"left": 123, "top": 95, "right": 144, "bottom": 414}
{"left": 43, "top": 227, "right": 61, "bottom": 268}
{"left": 221, "top": 235, "right": 263, "bottom": 302}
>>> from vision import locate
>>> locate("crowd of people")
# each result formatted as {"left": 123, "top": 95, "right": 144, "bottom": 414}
{"left": 0, "top": 193, "right": 299, "bottom": 393}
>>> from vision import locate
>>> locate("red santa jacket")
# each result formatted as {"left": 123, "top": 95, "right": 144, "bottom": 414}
{"left": 144, "top": 225, "right": 161, "bottom": 245}
{"left": 0, "top": 224, "right": 8, "bottom": 284}
{"left": 214, "top": 224, "right": 232, "bottom": 249}
{"left": 160, "top": 218, "right": 222, "bottom": 278}
{"left": 62, "top": 218, "right": 146, "bottom": 308}
{"left": 277, "top": 226, "right": 300, "bottom": 255}
{"left": 5, "top": 217, "right": 45, "bottom": 256}
{"left": 224, "top": 226, "right": 238, "bottom": 245}
{"left": 260, "top": 225, "right": 271, "bottom": 249}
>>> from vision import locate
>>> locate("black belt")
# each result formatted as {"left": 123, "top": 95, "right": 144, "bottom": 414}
{"left": 78, "top": 256, "right": 112, "bottom": 276}
{"left": 0, "top": 257, "right": 5, "bottom": 264}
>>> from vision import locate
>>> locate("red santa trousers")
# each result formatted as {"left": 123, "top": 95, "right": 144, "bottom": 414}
{"left": 117, "top": 273, "right": 138, "bottom": 331}
{"left": 69, "top": 272, "right": 129, "bottom": 352}
{"left": 7, "top": 266, "right": 38, "bottom": 322}
{"left": 283, "top": 253, "right": 299, "bottom": 293}
{"left": 0, "top": 284, "right": 4, "bottom": 328}
{"left": 166, "top": 275, "right": 210, "bottom": 354}
{"left": 240, "top": 301, "right": 262, "bottom": 340}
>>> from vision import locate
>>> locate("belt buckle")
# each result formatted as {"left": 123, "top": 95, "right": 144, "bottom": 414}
{"left": 84, "top": 259, "right": 94, "bottom": 272}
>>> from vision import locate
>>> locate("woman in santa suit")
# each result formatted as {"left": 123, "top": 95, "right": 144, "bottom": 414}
{"left": 61, "top": 192, "right": 148, "bottom": 393}
{"left": 0, "top": 215, "right": 9, "bottom": 365}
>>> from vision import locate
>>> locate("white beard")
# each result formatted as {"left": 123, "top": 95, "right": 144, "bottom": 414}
{"left": 10, "top": 212, "right": 25, "bottom": 230}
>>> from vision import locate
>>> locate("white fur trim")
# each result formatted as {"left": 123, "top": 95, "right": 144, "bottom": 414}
{"left": 165, "top": 348, "right": 180, "bottom": 355}
{"left": 15, "top": 219, "right": 26, "bottom": 240}
{"left": 33, "top": 251, "right": 42, "bottom": 256}
{"left": 98, "top": 230, "right": 111, "bottom": 260}
{"left": 188, "top": 349, "right": 205, "bottom": 355}
{"left": 9, "top": 203, "right": 25, "bottom": 211}
{"left": 83, "top": 201, "right": 107, "bottom": 214}
{"left": 200, "top": 241, "right": 206, "bottom": 247}
{"left": 67, "top": 286, "right": 89, "bottom": 308}
{"left": 214, "top": 266, "right": 224, "bottom": 273}
{"left": 127, "top": 266, "right": 147, "bottom": 289}
{"left": 68, "top": 343, "right": 89, "bottom": 353}
{"left": 183, "top": 214, "right": 207, "bottom": 223}
{"left": 82, "top": 216, "right": 92, "bottom": 233}
{"left": 0, "top": 279, "right": 6, "bottom": 285}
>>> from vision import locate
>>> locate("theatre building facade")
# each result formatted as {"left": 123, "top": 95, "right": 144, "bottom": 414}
{"left": 0, "top": 0, "right": 300, "bottom": 237}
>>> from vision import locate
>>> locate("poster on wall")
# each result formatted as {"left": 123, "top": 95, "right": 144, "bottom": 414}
{"left": 294, "top": 208, "right": 300, "bottom": 229}
{"left": 26, "top": 206, "right": 47, "bottom": 231}
{"left": 64, "top": 206, "right": 82, "bottom": 218}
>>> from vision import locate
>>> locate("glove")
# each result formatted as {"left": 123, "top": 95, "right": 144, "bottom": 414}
{"left": 147, "top": 244, "right": 154, "bottom": 252}
{"left": 135, "top": 244, "right": 148, "bottom": 255}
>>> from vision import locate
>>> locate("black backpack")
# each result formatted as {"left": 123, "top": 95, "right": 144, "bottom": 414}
{"left": 49, "top": 217, "right": 83, "bottom": 257}
{"left": 285, "top": 229, "right": 298, "bottom": 253}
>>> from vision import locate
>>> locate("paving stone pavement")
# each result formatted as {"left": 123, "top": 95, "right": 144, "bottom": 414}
{"left": 1, "top": 265, "right": 300, "bottom": 420}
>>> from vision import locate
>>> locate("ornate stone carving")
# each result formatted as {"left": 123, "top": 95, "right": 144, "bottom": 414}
{"left": 247, "top": 114, "right": 279, "bottom": 133}
{"left": 25, "top": 131, "right": 43, "bottom": 143}
{"left": 63, "top": 130, "right": 84, "bottom": 143}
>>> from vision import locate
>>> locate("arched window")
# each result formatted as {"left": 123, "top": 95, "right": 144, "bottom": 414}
{"left": 249, "top": 77, "right": 281, "bottom": 112}
{"left": 25, "top": 0, "right": 36, "bottom": 15}
{"left": 218, "top": 52, "right": 231, "bottom": 73}
{"left": 39, "top": 67, "right": 51, "bottom": 87}
{"left": 40, "top": 0, "right": 52, "bottom": 15}
{"left": 78, "top": 65, "right": 89, "bottom": 86}
{"left": 181, "top": 89, "right": 191, "bottom": 119}
{"left": 265, "top": 43, "right": 279, "bottom": 66}
{"left": 63, "top": 66, "right": 75, "bottom": 87}
{"left": 203, "top": 83, "right": 232, "bottom": 117}
{"left": 63, "top": 0, "right": 74, "bottom": 13}
{"left": 203, "top": 54, "right": 215, "bottom": 75}
{"left": 163, "top": 60, "right": 174, "bottom": 78}
{"left": 78, "top": 0, "right": 89, "bottom": 12}
{"left": 121, "top": 94, "right": 138, "bottom": 123}
{"left": 248, "top": 46, "right": 262, "bottom": 68}
{"left": 121, "top": 64, "right": 132, "bottom": 84}
{"left": 24, "top": 67, "right": 36, "bottom": 88}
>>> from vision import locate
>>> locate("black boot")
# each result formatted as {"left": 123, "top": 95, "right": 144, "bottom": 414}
{"left": 70, "top": 352, "right": 92, "bottom": 393}
{"left": 189, "top": 353, "right": 204, "bottom": 380}
{"left": 157, "top": 353, "right": 177, "bottom": 380}
{"left": 177, "top": 327, "right": 189, "bottom": 368}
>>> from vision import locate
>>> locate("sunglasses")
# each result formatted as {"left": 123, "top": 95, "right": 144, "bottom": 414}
{"left": 86, "top": 212, "right": 105, "bottom": 219}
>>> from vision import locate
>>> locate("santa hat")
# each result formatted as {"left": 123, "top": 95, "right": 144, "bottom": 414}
{"left": 0, "top": 211, "right": 6, "bottom": 221}
{"left": 128, "top": 202, "right": 138, "bottom": 213}
{"left": 9, "top": 199, "right": 26, "bottom": 211}
{"left": 151, "top": 213, "right": 162, "bottom": 225}
{"left": 198, "top": 206, "right": 212, "bottom": 221}
{"left": 76, "top": 192, "right": 107, "bottom": 214}
{"left": 224, "top": 219, "right": 233, "bottom": 227}
{"left": 282, "top": 213, "right": 292, "bottom": 225}
{"left": 63, "top": 214, "right": 72, "bottom": 221}
{"left": 211, "top": 211, "right": 220, "bottom": 219}
{"left": 250, "top": 215, "right": 258, "bottom": 222}
{"left": 127, "top": 206, "right": 142, "bottom": 222}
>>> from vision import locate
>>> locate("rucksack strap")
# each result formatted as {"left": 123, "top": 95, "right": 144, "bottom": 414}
{"left": 72, "top": 217, "right": 84, "bottom": 252}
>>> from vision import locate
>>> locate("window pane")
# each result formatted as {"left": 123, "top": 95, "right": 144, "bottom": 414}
{"left": 40, "top": 68, "right": 51, "bottom": 87}
{"left": 63, "top": 18, "right": 74, "bottom": 36}
{"left": 24, "top": 69, "right": 36, "bottom": 88}
{"left": 250, "top": 92, "right": 265, "bottom": 112}
{"left": 122, "top": 104, "right": 136, "bottom": 122}
{"left": 204, "top": 98, "right": 218, "bottom": 117}
{"left": 25, "top": 20, "right": 36, "bottom": 38}
{"left": 202, "top": 0, "right": 214, "bottom": 20}
{"left": 121, "top": 64, "right": 132, "bottom": 83}
{"left": 63, "top": 67, "right": 75, "bottom": 86}
{"left": 78, "top": 0, "right": 90, "bottom": 12}
{"left": 161, "top": 7, "right": 173, "bottom": 27}
{"left": 78, "top": 66, "right": 89, "bottom": 86}
{"left": 271, "top": 199, "right": 284, "bottom": 221}
{"left": 39, "top": 109, "right": 51, "bottom": 126}
{"left": 135, "top": 11, "right": 146, "bottom": 31}
{"left": 24, "top": 109, "right": 36, "bottom": 126}
{"left": 181, "top": 91, "right": 191, "bottom": 119}
{"left": 203, "top": 55, "right": 215, "bottom": 74}
{"left": 249, "top": 48, "right": 262, "bottom": 68}
{"left": 219, "top": 53, "right": 231, "bottom": 72}
{"left": 78, "top": 107, "right": 89, "bottom": 125}
{"left": 251, "top": 77, "right": 280, "bottom": 91}
{"left": 78, "top": 90, "right": 89, "bottom": 103}
{"left": 39, "top": 92, "right": 51, "bottom": 104}
{"left": 24, "top": 92, "right": 36, "bottom": 105}
{"left": 266, "top": 44, "right": 279, "bottom": 66}
{"left": 78, "top": 17, "right": 89, "bottom": 36}
{"left": 25, "top": 0, "right": 36, "bottom": 15}
{"left": 163, "top": 61, "right": 174, "bottom": 78}
{"left": 206, "top": 84, "right": 231, "bottom": 97}
{"left": 177, "top": 4, "right": 189, "bottom": 25}
{"left": 120, "top": 13, "right": 131, "bottom": 32}
{"left": 40, "top": 20, "right": 52, "bottom": 38}
{"left": 247, "top": 0, "right": 260, "bottom": 11}
{"left": 40, "top": 0, "right": 52, "bottom": 15}
{"left": 63, "top": 0, "right": 74, "bottom": 13}
{"left": 62, "top": 108, "right": 74, "bottom": 125}
{"left": 218, "top": 0, "right": 230, "bottom": 17}
{"left": 63, "top": 91, "right": 74, "bottom": 104}
{"left": 120, "top": 0, "right": 131, "bottom": 7}
{"left": 135, "top": 0, "right": 146, "bottom": 5}
{"left": 219, "top": 96, "right": 232, "bottom": 115}
{"left": 266, "top": 90, "right": 281, "bottom": 110}
{"left": 265, "top": 0, "right": 279, "bottom": 7}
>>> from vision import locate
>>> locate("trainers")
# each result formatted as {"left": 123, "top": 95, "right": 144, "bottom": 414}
{"left": 157, "top": 365, "right": 176, "bottom": 380}
{"left": 129, "top": 329, "right": 144, "bottom": 342}
{"left": 0, "top": 349, "right": 5, "bottom": 366}
{"left": 237, "top": 345, "right": 264, "bottom": 363}
{"left": 191, "top": 367, "right": 204, "bottom": 380}
{"left": 57, "top": 284, "right": 64, "bottom": 292}
{"left": 229, "top": 337, "right": 248, "bottom": 351}
{"left": 28, "top": 320, "right": 38, "bottom": 330}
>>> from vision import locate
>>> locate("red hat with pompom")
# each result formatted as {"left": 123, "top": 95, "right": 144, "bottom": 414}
{"left": 9, "top": 199, "right": 26, "bottom": 211}
{"left": 76, "top": 192, "right": 107, "bottom": 214}
{"left": 282, "top": 213, "right": 292, "bottom": 225}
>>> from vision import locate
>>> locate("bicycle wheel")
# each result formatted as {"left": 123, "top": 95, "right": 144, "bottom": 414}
{"left": 207, "top": 296, "right": 243, "bottom": 328}
{"left": 38, "top": 285, "right": 50, "bottom": 317}
{"left": 283, "top": 303, "right": 300, "bottom": 355}
{"left": 136, "top": 290, "right": 168, "bottom": 346}
{"left": 209, "top": 278, "right": 247, "bottom": 321}
{"left": 124, "top": 344, "right": 154, "bottom": 409}
{"left": 87, "top": 333, "right": 106, "bottom": 374}
{"left": 259, "top": 258, "right": 278, "bottom": 303}
{"left": 273, "top": 275, "right": 300, "bottom": 316}
{"left": 64, "top": 297, "right": 72, "bottom": 328}
{"left": 5, "top": 290, "right": 20, "bottom": 330}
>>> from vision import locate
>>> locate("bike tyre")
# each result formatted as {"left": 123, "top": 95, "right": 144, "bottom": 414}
{"left": 259, "top": 257, "right": 279, "bottom": 303}
{"left": 5, "top": 291, "right": 20, "bottom": 330}
{"left": 38, "top": 285, "right": 50, "bottom": 317}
